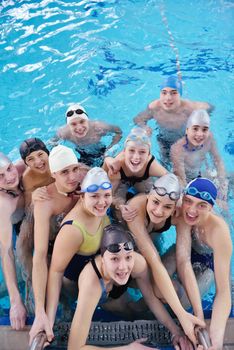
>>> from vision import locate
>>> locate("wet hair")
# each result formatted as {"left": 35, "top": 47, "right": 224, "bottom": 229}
{"left": 100, "top": 224, "right": 135, "bottom": 256}
{"left": 19, "top": 138, "right": 49, "bottom": 163}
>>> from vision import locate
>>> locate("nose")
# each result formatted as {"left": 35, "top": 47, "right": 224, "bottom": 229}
{"left": 118, "top": 258, "right": 128, "bottom": 271}
{"left": 153, "top": 205, "right": 163, "bottom": 216}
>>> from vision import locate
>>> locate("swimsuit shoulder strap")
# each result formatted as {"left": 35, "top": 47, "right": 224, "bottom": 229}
{"left": 91, "top": 258, "right": 107, "bottom": 298}
{"left": 144, "top": 155, "right": 155, "bottom": 178}
{"left": 60, "top": 220, "right": 73, "bottom": 229}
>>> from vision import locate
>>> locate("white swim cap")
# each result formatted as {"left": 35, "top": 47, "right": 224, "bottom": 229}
{"left": 125, "top": 127, "right": 151, "bottom": 148}
{"left": 81, "top": 167, "right": 112, "bottom": 192}
{"left": 150, "top": 173, "right": 181, "bottom": 200}
{"left": 49, "top": 145, "right": 78, "bottom": 173}
{"left": 0, "top": 152, "right": 11, "bottom": 169}
{"left": 66, "top": 103, "right": 89, "bottom": 124}
{"left": 186, "top": 109, "right": 210, "bottom": 129}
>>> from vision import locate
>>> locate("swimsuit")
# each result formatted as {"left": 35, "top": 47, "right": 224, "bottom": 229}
{"left": 191, "top": 228, "right": 214, "bottom": 271}
{"left": 60, "top": 216, "right": 110, "bottom": 281}
{"left": 75, "top": 144, "right": 106, "bottom": 167}
{"left": 91, "top": 258, "right": 132, "bottom": 305}
{"left": 120, "top": 155, "right": 155, "bottom": 186}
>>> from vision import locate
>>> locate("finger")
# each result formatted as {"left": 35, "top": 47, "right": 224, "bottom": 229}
{"left": 135, "top": 337, "right": 148, "bottom": 344}
{"left": 15, "top": 317, "right": 21, "bottom": 331}
{"left": 20, "top": 315, "right": 26, "bottom": 329}
{"left": 10, "top": 316, "right": 16, "bottom": 330}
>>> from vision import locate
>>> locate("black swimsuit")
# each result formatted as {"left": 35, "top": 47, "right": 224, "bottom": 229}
{"left": 120, "top": 155, "right": 155, "bottom": 186}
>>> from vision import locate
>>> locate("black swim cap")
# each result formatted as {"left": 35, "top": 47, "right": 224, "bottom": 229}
{"left": 19, "top": 138, "right": 49, "bottom": 162}
{"left": 100, "top": 224, "right": 135, "bottom": 256}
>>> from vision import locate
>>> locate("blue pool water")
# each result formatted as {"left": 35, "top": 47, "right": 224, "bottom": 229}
{"left": 0, "top": 0, "right": 233, "bottom": 313}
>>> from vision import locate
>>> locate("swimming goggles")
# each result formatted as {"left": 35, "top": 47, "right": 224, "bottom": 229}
{"left": 152, "top": 185, "right": 180, "bottom": 201}
{"left": 106, "top": 241, "right": 134, "bottom": 253}
{"left": 83, "top": 181, "right": 112, "bottom": 193}
{"left": 66, "top": 109, "right": 88, "bottom": 118}
{"left": 126, "top": 134, "right": 150, "bottom": 146}
{"left": 184, "top": 187, "right": 215, "bottom": 204}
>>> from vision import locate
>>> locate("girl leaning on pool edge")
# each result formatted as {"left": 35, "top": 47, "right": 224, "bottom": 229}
{"left": 123, "top": 173, "right": 205, "bottom": 344}
{"left": 63, "top": 224, "right": 194, "bottom": 350}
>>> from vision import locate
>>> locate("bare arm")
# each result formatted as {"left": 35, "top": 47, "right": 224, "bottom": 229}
{"left": 189, "top": 101, "right": 214, "bottom": 113}
{"left": 170, "top": 139, "right": 187, "bottom": 186}
{"left": 209, "top": 222, "right": 232, "bottom": 349}
{"left": 46, "top": 225, "right": 84, "bottom": 327}
{"left": 101, "top": 123, "right": 122, "bottom": 150}
{"left": 176, "top": 220, "right": 204, "bottom": 320}
{"left": 0, "top": 202, "right": 26, "bottom": 330}
{"left": 148, "top": 158, "right": 168, "bottom": 177}
{"left": 133, "top": 107, "right": 153, "bottom": 128}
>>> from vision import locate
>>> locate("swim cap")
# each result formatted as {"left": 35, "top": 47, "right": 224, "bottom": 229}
{"left": 186, "top": 109, "right": 210, "bottom": 129}
{"left": 49, "top": 145, "right": 78, "bottom": 173}
{"left": 66, "top": 103, "right": 89, "bottom": 124}
{"left": 160, "top": 75, "right": 183, "bottom": 96}
{"left": 100, "top": 224, "right": 135, "bottom": 256}
{"left": 81, "top": 167, "right": 112, "bottom": 192}
{"left": 125, "top": 127, "right": 151, "bottom": 148}
{"left": 150, "top": 173, "right": 181, "bottom": 200}
{"left": 19, "top": 138, "right": 49, "bottom": 162}
{"left": 0, "top": 152, "right": 11, "bottom": 169}
{"left": 184, "top": 177, "right": 217, "bottom": 205}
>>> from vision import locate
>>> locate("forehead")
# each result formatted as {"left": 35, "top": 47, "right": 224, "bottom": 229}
{"left": 183, "top": 194, "right": 210, "bottom": 206}
{"left": 161, "top": 87, "right": 178, "bottom": 93}
{"left": 149, "top": 192, "right": 175, "bottom": 205}
{"left": 188, "top": 124, "right": 209, "bottom": 129}
{"left": 26, "top": 150, "right": 48, "bottom": 158}
{"left": 125, "top": 141, "right": 149, "bottom": 150}
{"left": 56, "top": 164, "right": 78, "bottom": 173}
{"left": 69, "top": 117, "right": 87, "bottom": 123}
{"left": 0, "top": 162, "right": 13, "bottom": 173}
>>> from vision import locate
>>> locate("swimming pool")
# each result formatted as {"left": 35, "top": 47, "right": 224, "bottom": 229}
{"left": 0, "top": 0, "right": 233, "bottom": 312}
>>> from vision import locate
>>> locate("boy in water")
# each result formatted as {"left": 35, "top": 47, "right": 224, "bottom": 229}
{"left": 170, "top": 109, "right": 228, "bottom": 206}
{"left": 176, "top": 178, "right": 232, "bottom": 350}
{"left": 0, "top": 152, "right": 27, "bottom": 330}
{"left": 134, "top": 75, "right": 213, "bottom": 164}
{"left": 54, "top": 104, "right": 122, "bottom": 166}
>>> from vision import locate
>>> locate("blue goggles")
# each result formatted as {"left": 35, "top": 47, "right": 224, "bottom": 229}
{"left": 83, "top": 181, "right": 112, "bottom": 193}
{"left": 184, "top": 187, "right": 215, "bottom": 204}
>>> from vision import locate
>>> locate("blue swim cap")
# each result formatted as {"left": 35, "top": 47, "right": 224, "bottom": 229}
{"left": 160, "top": 75, "right": 183, "bottom": 96}
{"left": 184, "top": 177, "right": 217, "bottom": 206}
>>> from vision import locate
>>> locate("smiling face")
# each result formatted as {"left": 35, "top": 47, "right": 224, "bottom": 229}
{"left": 182, "top": 194, "right": 212, "bottom": 225}
{"left": 186, "top": 125, "right": 210, "bottom": 147}
{"left": 146, "top": 192, "right": 176, "bottom": 224}
{"left": 68, "top": 117, "right": 89, "bottom": 138}
{"left": 0, "top": 163, "right": 19, "bottom": 190}
{"left": 159, "top": 87, "right": 181, "bottom": 111}
{"left": 83, "top": 188, "right": 112, "bottom": 217}
{"left": 52, "top": 164, "right": 80, "bottom": 193}
{"left": 25, "top": 150, "right": 49, "bottom": 174}
{"left": 102, "top": 247, "right": 134, "bottom": 285}
{"left": 124, "top": 141, "right": 150, "bottom": 173}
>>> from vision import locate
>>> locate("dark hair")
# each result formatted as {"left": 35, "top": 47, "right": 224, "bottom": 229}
{"left": 19, "top": 138, "right": 49, "bottom": 163}
{"left": 100, "top": 224, "right": 135, "bottom": 256}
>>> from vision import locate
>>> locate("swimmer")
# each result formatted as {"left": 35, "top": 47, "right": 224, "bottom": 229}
{"left": 19, "top": 138, "right": 54, "bottom": 206}
{"left": 134, "top": 75, "right": 213, "bottom": 165}
{"left": 44, "top": 168, "right": 112, "bottom": 344}
{"left": 103, "top": 127, "right": 167, "bottom": 219}
{"left": 29, "top": 145, "right": 89, "bottom": 344}
{"left": 53, "top": 103, "right": 122, "bottom": 167}
{"left": 46, "top": 224, "right": 193, "bottom": 350}
{"left": 121, "top": 173, "right": 205, "bottom": 343}
{"left": 176, "top": 177, "right": 232, "bottom": 349}
{"left": 170, "top": 110, "right": 228, "bottom": 205}
{"left": 0, "top": 152, "right": 27, "bottom": 330}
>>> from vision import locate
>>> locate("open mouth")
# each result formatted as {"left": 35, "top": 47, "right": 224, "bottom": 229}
{"left": 185, "top": 212, "right": 198, "bottom": 223}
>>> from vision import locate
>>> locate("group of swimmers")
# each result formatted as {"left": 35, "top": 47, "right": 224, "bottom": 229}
{"left": 0, "top": 75, "right": 232, "bottom": 350}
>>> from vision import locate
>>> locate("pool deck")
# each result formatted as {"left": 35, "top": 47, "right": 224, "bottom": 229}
{"left": 0, "top": 318, "right": 233, "bottom": 350}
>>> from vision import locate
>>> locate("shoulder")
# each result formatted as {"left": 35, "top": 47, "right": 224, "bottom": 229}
{"left": 148, "top": 99, "right": 160, "bottom": 110}
{"left": 57, "top": 125, "right": 70, "bottom": 138}
{"left": 0, "top": 194, "right": 15, "bottom": 217}
{"left": 131, "top": 252, "right": 147, "bottom": 277}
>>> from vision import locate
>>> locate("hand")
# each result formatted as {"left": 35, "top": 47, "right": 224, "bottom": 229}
{"left": 105, "top": 158, "right": 121, "bottom": 176}
{"left": 32, "top": 187, "right": 51, "bottom": 202}
{"left": 179, "top": 312, "right": 205, "bottom": 347}
{"left": 10, "top": 300, "right": 27, "bottom": 330}
{"left": 129, "top": 338, "right": 159, "bottom": 349}
{"left": 119, "top": 204, "right": 138, "bottom": 222}
{"left": 172, "top": 333, "right": 194, "bottom": 350}
{"left": 29, "top": 311, "right": 54, "bottom": 346}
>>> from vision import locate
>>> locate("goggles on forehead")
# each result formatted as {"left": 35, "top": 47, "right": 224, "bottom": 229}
{"left": 83, "top": 181, "right": 112, "bottom": 193}
{"left": 184, "top": 187, "right": 215, "bottom": 204}
{"left": 66, "top": 109, "right": 88, "bottom": 118}
{"left": 105, "top": 241, "right": 134, "bottom": 254}
{"left": 152, "top": 185, "right": 180, "bottom": 201}
{"left": 126, "top": 134, "right": 150, "bottom": 146}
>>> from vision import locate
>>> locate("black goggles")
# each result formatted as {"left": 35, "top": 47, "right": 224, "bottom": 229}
{"left": 105, "top": 241, "right": 134, "bottom": 254}
{"left": 152, "top": 185, "right": 180, "bottom": 201}
{"left": 66, "top": 109, "right": 88, "bottom": 118}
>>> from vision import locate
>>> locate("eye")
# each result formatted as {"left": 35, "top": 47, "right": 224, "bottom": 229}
{"left": 126, "top": 255, "right": 132, "bottom": 261}
{"left": 0, "top": 174, "right": 4, "bottom": 179}
{"left": 153, "top": 199, "right": 159, "bottom": 205}
{"left": 172, "top": 91, "right": 178, "bottom": 95}
{"left": 38, "top": 152, "right": 44, "bottom": 157}
{"left": 164, "top": 205, "right": 173, "bottom": 210}
{"left": 73, "top": 166, "right": 79, "bottom": 172}
{"left": 104, "top": 193, "right": 111, "bottom": 198}
{"left": 139, "top": 150, "right": 146, "bottom": 155}
{"left": 111, "top": 256, "right": 118, "bottom": 262}
{"left": 61, "top": 169, "right": 68, "bottom": 175}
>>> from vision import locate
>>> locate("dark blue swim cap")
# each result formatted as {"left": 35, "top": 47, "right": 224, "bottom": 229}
{"left": 160, "top": 75, "right": 183, "bottom": 96}
{"left": 184, "top": 177, "right": 217, "bottom": 206}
